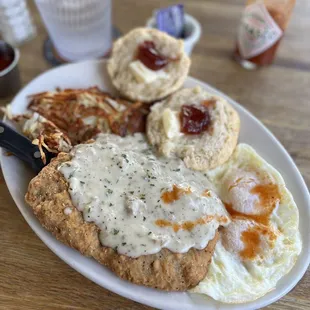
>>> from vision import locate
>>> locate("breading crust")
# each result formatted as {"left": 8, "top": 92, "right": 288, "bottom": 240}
{"left": 25, "top": 153, "right": 218, "bottom": 291}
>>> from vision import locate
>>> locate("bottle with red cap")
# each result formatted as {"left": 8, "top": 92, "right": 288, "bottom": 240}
{"left": 234, "top": 0, "right": 296, "bottom": 69}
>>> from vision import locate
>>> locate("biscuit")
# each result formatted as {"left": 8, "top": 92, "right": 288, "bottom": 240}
{"left": 147, "top": 87, "right": 240, "bottom": 171}
{"left": 107, "top": 28, "right": 190, "bottom": 102}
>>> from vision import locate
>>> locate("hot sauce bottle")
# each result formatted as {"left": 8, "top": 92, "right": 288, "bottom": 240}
{"left": 234, "top": 0, "right": 296, "bottom": 69}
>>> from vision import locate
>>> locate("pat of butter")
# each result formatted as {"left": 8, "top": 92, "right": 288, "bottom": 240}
{"left": 129, "top": 60, "right": 168, "bottom": 84}
{"left": 162, "top": 108, "right": 180, "bottom": 139}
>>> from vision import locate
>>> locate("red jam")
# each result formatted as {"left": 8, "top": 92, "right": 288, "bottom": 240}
{"left": 180, "top": 105, "right": 211, "bottom": 134}
{"left": 137, "top": 41, "right": 169, "bottom": 71}
{"left": 0, "top": 43, "right": 14, "bottom": 72}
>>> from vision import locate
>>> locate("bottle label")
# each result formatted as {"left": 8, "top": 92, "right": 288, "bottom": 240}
{"left": 237, "top": 3, "right": 283, "bottom": 59}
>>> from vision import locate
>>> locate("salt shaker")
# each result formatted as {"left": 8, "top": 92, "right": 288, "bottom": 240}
{"left": 0, "top": 0, "right": 37, "bottom": 46}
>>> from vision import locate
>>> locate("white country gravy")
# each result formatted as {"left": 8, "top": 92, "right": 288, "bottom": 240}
{"left": 58, "top": 133, "right": 229, "bottom": 257}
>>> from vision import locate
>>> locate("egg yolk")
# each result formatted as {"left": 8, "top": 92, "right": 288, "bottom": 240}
{"left": 221, "top": 219, "right": 277, "bottom": 260}
{"left": 226, "top": 172, "right": 259, "bottom": 214}
{"left": 225, "top": 171, "right": 281, "bottom": 225}
{"left": 221, "top": 170, "right": 281, "bottom": 261}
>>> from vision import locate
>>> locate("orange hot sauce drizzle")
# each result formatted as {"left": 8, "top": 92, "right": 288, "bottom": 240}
{"left": 224, "top": 183, "right": 281, "bottom": 225}
{"left": 155, "top": 215, "right": 214, "bottom": 233}
{"left": 161, "top": 184, "right": 192, "bottom": 204}
{"left": 158, "top": 185, "right": 229, "bottom": 233}
{"left": 240, "top": 225, "right": 277, "bottom": 260}
{"left": 240, "top": 228, "right": 261, "bottom": 260}
{"left": 224, "top": 182, "right": 281, "bottom": 260}
{"left": 202, "top": 189, "right": 212, "bottom": 197}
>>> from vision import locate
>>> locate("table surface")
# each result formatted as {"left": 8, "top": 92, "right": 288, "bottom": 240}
{"left": 0, "top": 0, "right": 309, "bottom": 309}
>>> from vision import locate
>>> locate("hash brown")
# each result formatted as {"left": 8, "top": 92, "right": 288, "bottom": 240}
{"left": 28, "top": 87, "right": 149, "bottom": 144}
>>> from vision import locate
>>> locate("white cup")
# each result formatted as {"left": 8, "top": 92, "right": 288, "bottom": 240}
{"left": 146, "top": 14, "right": 201, "bottom": 56}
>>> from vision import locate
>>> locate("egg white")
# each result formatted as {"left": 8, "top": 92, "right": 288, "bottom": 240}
{"left": 191, "top": 144, "right": 302, "bottom": 303}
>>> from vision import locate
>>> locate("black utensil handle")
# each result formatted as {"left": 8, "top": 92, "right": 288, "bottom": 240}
{"left": 0, "top": 121, "right": 46, "bottom": 172}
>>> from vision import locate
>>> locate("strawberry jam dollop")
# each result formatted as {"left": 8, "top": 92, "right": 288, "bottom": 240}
{"left": 180, "top": 105, "right": 211, "bottom": 134}
{"left": 137, "top": 41, "right": 169, "bottom": 71}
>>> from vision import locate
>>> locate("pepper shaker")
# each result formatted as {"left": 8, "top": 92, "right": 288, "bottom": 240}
{"left": 0, "top": 0, "right": 37, "bottom": 46}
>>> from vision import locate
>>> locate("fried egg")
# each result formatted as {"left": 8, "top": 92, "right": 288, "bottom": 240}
{"left": 191, "top": 143, "right": 302, "bottom": 303}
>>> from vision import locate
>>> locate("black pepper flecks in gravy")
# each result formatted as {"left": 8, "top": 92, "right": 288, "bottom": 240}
{"left": 58, "top": 133, "right": 229, "bottom": 257}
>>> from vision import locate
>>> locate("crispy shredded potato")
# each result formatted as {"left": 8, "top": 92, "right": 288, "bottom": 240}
{"left": 28, "top": 87, "right": 149, "bottom": 144}
{"left": 6, "top": 112, "right": 72, "bottom": 155}
{"left": 3, "top": 87, "right": 149, "bottom": 162}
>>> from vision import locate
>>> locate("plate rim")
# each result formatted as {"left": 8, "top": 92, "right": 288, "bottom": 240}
{"left": 1, "top": 59, "right": 309, "bottom": 310}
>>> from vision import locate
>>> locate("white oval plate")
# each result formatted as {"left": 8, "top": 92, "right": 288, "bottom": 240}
{"left": 1, "top": 60, "right": 309, "bottom": 310}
